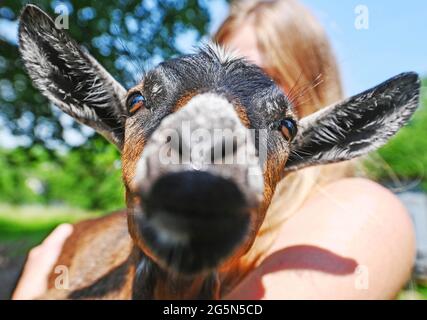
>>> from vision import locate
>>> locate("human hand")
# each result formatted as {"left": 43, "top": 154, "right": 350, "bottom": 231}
{"left": 12, "top": 224, "right": 73, "bottom": 300}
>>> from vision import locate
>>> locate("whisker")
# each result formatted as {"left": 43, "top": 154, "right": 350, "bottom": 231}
{"left": 286, "top": 71, "right": 305, "bottom": 100}
{"left": 112, "top": 23, "right": 146, "bottom": 82}
{"left": 289, "top": 73, "right": 324, "bottom": 106}
{"left": 290, "top": 148, "right": 312, "bottom": 159}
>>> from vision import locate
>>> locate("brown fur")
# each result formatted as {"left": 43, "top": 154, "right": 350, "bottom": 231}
{"left": 43, "top": 211, "right": 135, "bottom": 299}
{"left": 41, "top": 210, "right": 252, "bottom": 299}
{"left": 234, "top": 103, "right": 251, "bottom": 128}
{"left": 122, "top": 131, "right": 146, "bottom": 188}
{"left": 41, "top": 182, "right": 282, "bottom": 300}
{"left": 172, "top": 91, "right": 198, "bottom": 112}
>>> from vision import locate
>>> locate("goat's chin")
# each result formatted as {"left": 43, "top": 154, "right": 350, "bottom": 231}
{"left": 128, "top": 170, "right": 257, "bottom": 275}
{"left": 132, "top": 206, "right": 251, "bottom": 276}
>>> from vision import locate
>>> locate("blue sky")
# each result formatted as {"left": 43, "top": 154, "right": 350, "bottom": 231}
{"left": 301, "top": 0, "right": 427, "bottom": 96}
{"left": 206, "top": 0, "right": 427, "bottom": 96}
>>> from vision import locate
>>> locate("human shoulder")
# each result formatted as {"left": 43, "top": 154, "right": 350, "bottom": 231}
{"left": 310, "top": 177, "right": 407, "bottom": 215}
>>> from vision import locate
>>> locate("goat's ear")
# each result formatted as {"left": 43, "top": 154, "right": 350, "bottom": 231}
{"left": 18, "top": 5, "right": 127, "bottom": 149}
{"left": 285, "top": 72, "right": 420, "bottom": 172}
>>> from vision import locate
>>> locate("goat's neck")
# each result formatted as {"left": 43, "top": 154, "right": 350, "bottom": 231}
{"left": 131, "top": 248, "right": 220, "bottom": 299}
{"left": 128, "top": 187, "right": 278, "bottom": 300}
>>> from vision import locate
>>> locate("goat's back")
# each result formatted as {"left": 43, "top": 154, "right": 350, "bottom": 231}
{"left": 41, "top": 211, "right": 135, "bottom": 299}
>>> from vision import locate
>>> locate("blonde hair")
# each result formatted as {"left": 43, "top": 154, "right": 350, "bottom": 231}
{"left": 215, "top": 0, "right": 355, "bottom": 263}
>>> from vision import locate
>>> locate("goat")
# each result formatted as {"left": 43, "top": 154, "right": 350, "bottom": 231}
{"left": 18, "top": 4, "right": 420, "bottom": 299}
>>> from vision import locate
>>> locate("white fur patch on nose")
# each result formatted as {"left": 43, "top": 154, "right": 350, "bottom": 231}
{"left": 134, "top": 93, "right": 263, "bottom": 198}
{"left": 134, "top": 93, "right": 239, "bottom": 182}
{"left": 167, "top": 92, "right": 243, "bottom": 130}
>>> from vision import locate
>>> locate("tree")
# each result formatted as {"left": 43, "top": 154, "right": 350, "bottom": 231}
{"left": 0, "top": 0, "right": 211, "bottom": 148}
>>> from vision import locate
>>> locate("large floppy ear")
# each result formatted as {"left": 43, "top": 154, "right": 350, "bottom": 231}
{"left": 285, "top": 72, "right": 420, "bottom": 172}
{"left": 18, "top": 5, "right": 127, "bottom": 149}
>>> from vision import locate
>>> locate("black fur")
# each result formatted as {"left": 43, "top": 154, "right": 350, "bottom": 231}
{"left": 286, "top": 72, "right": 421, "bottom": 171}
{"left": 18, "top": 5, "right": 127, "bottom": 148}
{"left": 136, "top": 45, "right": 294, "bottom": 139}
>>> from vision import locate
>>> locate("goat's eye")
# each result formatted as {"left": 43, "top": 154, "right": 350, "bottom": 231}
{"left": 278, "top": 118, "right": 298, "bottom": 142}
{"left": 126, "top": 93, "right": 146, "bottom": 114}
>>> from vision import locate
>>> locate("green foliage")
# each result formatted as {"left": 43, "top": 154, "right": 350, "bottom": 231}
{"left": 365, "top": 78, "right": 427, "bottom": 191}
{"left": 0, "top": 136, "right": 123, "bottom": 210}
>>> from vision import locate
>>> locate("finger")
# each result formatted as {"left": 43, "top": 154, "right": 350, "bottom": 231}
{"left": 41, "top": 223, "right": 74, "bottom": 247}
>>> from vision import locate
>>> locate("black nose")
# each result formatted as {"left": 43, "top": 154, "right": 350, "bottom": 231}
{"left": 139, "top": 170, "right": 251, "bottom": 275}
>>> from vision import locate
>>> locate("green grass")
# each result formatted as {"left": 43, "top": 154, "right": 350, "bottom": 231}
{"left": 399, "top": 285, "right": 427, "bottom": 300}
{"left": 417, "top": 285, "right": 427, "bottom": 298}
{"left": 0, "top": 204, "right": 102, "bottom": 250}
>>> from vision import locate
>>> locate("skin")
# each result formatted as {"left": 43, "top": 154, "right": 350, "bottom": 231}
{"left": 12, "top": 224, "right": 73, "bottom": 300}
{"left": 13, "top": 22, "right": 416, "bottom": 301}
{"left": 225, "top": 178, "right": 415, "bottom": 299}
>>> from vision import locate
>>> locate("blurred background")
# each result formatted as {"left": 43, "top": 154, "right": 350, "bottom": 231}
{"left": 0, "top": 0, "right": 426, "bottom": 299}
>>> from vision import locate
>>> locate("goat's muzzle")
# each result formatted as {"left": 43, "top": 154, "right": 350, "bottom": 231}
{"left": 131, "top": 93, "right": 264, "bottom": 275}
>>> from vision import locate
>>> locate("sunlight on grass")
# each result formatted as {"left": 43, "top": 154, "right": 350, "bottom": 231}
{"left": 399, "top": 285, "right": 427, "bottom": 300}
{"left": 0, "top": 204, "right": 102, "bottom": 241}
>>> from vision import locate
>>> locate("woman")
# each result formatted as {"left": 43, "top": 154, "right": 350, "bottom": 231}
{"left": 13, "top": 0, "right": 415, "bottom": 300}
{"left": 215, "top": 0, "right": 415, "bottom": 299}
